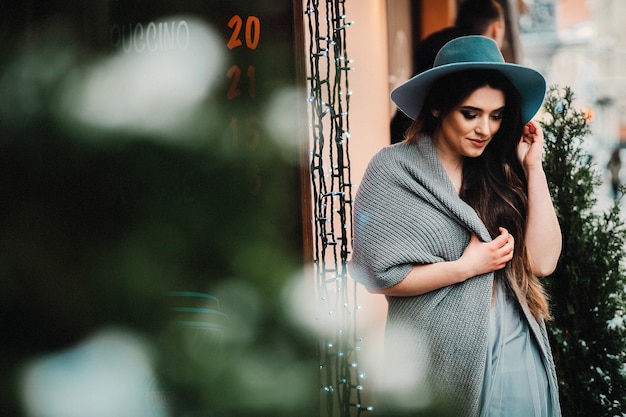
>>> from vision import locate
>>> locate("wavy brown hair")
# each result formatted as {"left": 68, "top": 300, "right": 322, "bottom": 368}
{"left": 407, "top": 69, "right": 551, "bottom": 321}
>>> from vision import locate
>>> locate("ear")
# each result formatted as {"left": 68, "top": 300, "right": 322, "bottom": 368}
{"left": 431, "top": 109, "right": 440, "bottom": 118}
{"left": 488, "top": 20, "right": 506, "bottom": 48}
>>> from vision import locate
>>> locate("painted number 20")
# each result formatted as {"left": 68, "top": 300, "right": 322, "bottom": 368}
{"left": 227, "top": 15, "right": 260, "bottom": 50}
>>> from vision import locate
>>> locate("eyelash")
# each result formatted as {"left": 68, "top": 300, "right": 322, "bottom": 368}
{"left": 460, "top": 110, "right": 504, "bottom": 120}
{"left": 460, "top": 110, "right": 477, "bottom": 119}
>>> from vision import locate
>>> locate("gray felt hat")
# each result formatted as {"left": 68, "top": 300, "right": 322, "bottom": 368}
{"left": 391, "top": 35, "right": 546, "bottom": 124}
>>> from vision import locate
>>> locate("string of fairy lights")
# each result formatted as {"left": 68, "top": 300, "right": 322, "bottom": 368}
{"left": 304, "top": 1, "right": 372, "bottom": 415}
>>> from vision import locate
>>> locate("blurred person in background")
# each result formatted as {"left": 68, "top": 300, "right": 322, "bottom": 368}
{"left": 607, "top": 147, "right": 622, "bottom": 200}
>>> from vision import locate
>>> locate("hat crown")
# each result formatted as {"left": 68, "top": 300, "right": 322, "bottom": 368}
{"left": 433, "top": 36, "right": 504, "bottom": 67}
{"left": 391, "top": 35, "right": 546, "bottom": 125}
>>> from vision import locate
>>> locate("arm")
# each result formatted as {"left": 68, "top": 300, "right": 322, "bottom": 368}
{"left": 369, "top": 228, "right": 514, "bottom": 296}
{"left": 517, "top": 121, "right": 562, "bottom": 276}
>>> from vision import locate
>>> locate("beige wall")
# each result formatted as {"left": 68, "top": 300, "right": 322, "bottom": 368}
{"left": 421, "top": 0, "right": 457, "bottom": 38}
{"left": 344, "top": 0, "right": 401, "bottom": 389}
{"left": 387, "top": 0, "right": 414, "bottom": 116}
{"left": 348, "top": 1, "right": 394, "bottom": 181}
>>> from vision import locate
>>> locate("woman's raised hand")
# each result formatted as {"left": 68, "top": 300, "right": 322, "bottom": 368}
{"left": 517, "top": 120, "right": 545, "bottom": 171}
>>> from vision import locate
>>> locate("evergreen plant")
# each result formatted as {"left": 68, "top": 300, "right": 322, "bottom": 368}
{"left": 541, "top": 86, "right": 626, "bottom": 416}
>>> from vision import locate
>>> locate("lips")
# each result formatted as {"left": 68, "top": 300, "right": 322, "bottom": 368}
{"left": 468, "top": 138, "right": 488, "bottom": 147}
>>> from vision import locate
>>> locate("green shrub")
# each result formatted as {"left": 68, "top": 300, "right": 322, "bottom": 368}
{"left": 542, "top": 86, "right": 626, "bottom": 416}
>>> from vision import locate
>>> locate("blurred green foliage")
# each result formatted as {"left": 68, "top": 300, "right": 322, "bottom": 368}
{"left": 0, "top": 1, "right": 317, "bottom": 416}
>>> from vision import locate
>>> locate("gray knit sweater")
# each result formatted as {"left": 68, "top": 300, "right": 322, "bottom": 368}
{"left": 348, "top": 137, "right": 561, "bottom": 416}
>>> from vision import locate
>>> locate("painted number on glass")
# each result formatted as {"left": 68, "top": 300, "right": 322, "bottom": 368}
{"left": 227, "top": 15, "right": 260, "bottom": 50}
{"left": 226, "top": 65, "right": 255, "bottom": 99}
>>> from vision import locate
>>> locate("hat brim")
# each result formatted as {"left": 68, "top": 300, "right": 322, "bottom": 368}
{"left": 391, "top": 62, "right": 546, "bottom": 125}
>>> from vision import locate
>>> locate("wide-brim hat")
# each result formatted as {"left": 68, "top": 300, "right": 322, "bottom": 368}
{"left": 391, "top": 35, "right": 546, "bottom": 124}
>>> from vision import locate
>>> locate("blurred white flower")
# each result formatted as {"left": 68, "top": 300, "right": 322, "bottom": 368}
{"left": 20, "top": 328, "right": 164, "bottom": 417}
{"left": 61, "top": 16, "right": 223, "bottom": 135}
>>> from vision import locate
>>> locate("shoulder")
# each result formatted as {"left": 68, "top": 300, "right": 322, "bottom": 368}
{"left": 415, "top": 27, "right": 463, "bottom": 54}
{"left": 367, "top": 141, "right": 417, "bottom": 170}
{"left": 423, "top": 27, "right": 463, "bottom": 45}
{"left": 362, "top": 139, "right": 431, "bottom": 187}
{"left": 413, "top": 27, "right": 463, "bottom": 73}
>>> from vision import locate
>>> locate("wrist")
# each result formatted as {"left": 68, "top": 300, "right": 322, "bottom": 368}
{"left": 523, "top": 163, "right": 546, "bottom": 176}
{"left": 450, "top": 258, "right": 474, "bottom": 283}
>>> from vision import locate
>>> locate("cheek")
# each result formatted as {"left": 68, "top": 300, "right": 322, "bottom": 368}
{"left": 441, "top": 115, "right": 475, "bottom": 139}
{"left": 443, "top": 115, "right": 469, "bottom": 133}
{"left": 490, "top": 120, "right": 503, "bottom": 134}
{"left": 452, "top": 118, "right": 474, "bottom": 135}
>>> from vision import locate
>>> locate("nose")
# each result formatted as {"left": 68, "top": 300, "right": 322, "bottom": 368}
{"left": 475, "top": 115, "right": 491, "bottom": 137}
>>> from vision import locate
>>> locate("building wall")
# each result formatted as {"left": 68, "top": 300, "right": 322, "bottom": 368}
{"left": 521, "top": 0, "right": 626, "bottom": 206}
{"left": 348, "top": 1, "right": 395, "bottom": 181}
{"left": 341, "top": 0, "right": 397, "bottom": 387}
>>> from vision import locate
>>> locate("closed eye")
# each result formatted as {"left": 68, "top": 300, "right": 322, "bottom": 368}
{"left": 459, "top": 106, "right": 505, "bottom": 120}
{"left": 490, "top": 111, "right": 504, "bottom": 120}
{"left": 460, "top": 110, "right": 478, "bottom": 120}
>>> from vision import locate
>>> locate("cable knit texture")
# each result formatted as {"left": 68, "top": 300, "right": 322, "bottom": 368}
{"left": 348, "top": 137, "right": 561, "bottom": 416}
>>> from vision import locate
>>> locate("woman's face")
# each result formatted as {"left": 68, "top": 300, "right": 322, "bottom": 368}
{"left": 433, "top": 86, "right": 505, "bottom": 159}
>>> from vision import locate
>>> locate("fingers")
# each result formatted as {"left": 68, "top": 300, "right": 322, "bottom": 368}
{"left": 462, "top": 229, "right": 515, "bottom": 276}
{"left": 522, "top": 124, "right": 531, "bottom": 138}
{"left": 519, "top": 122, "right": 545, "bottom": 168}
{"left": 494, "top": 227, "right": 510, "bottom": 244}
{"left": 522, "top": 121, "right": 544, "bottom": 143}
{"left": 492, "top": 228, "right": 514, "bottom": 269}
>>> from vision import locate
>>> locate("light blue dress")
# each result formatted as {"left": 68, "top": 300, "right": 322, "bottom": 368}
{"left": 480, "top": 280, "right": 552, "bottom": 417}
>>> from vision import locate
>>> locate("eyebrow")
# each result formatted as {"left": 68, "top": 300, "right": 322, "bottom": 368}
{"left": 459, "top": 105, "right": 506, "bottom": 113}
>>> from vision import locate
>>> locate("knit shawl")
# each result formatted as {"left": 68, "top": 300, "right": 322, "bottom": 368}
{"left": 348, "top": 137, "right": 561, "bottom": 416}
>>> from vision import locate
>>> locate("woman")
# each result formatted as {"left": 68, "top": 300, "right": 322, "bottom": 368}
{"left": 349, "top": 36, "right": 562, "bottom": 416}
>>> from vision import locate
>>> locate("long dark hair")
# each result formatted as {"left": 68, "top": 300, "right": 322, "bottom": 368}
{"left": 407, "top": 69, "right": 551, "bottom": 321}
